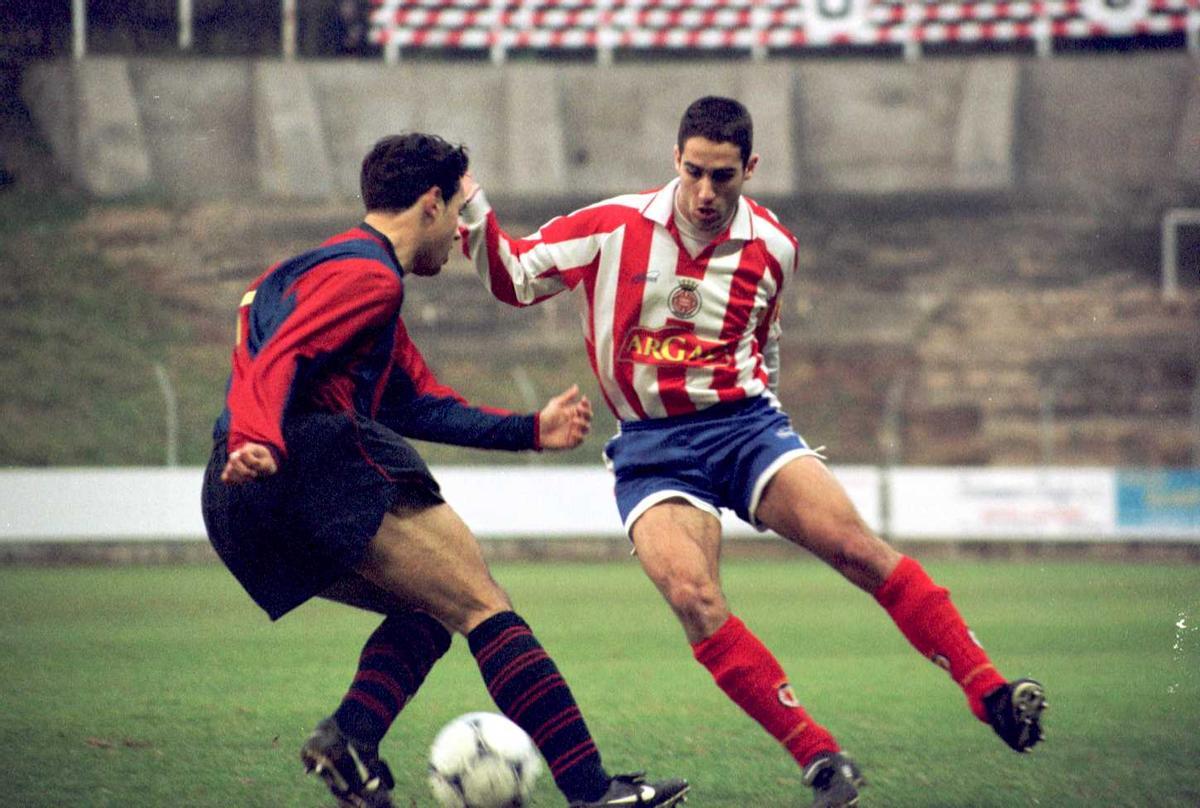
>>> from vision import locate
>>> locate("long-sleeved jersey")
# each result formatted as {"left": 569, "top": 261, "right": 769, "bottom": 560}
{"left": 214, "top": 224, "right": 538, "bottom": 459}
{"left": 460, "top": 178, "right": 796, "bottom": 421}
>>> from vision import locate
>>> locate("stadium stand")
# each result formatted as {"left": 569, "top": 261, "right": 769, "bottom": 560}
{"left": 367, "top": 0, "right": 1200, "bottom": 62}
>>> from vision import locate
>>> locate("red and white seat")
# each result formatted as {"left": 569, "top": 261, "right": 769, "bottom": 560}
{"left": 367, "top": 0, "right": 1199, "bottom": 59}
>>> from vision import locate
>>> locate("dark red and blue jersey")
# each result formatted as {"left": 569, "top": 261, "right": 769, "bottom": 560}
{"left": 213, "top": 224, "right": 537, "bottom": 461}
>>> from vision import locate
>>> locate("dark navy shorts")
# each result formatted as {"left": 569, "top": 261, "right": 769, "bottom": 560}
{"left": 603, "top": 397, "right": 821, "bottom": 536}
{"left": 201, "top": 412, "right": 443, "bottom": 620}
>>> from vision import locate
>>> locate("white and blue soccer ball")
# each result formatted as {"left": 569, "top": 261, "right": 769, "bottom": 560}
{"left": 428, "top": 712, "right": 543, "bottom": 808}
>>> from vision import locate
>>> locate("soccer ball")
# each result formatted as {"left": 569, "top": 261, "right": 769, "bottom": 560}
{"left": 428, "top": 712, "right": 543, "bottom": 808}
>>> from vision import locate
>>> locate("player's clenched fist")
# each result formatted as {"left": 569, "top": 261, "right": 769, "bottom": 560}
{"left": 537, "top": 384, "right": 593, "bottom": 450}
{"left": 221, "top": 442, "right": 279, "bottom": 484}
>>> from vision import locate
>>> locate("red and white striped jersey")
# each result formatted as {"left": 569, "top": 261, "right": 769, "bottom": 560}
{"left": 460, "top": 178, "right": 798, "bottom": 422}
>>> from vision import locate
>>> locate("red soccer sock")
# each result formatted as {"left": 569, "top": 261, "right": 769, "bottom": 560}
{"left": 874, "top": 556, "right": 1006, "bottom": 721}
{"left": 692, "top": 615, "right": 839, "bottom": 768}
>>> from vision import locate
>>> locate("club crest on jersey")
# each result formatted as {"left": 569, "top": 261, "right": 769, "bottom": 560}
{"left": 619, "top": 326, "right": 735, "bottom": 369}
{"left": 667, "top": 279, "right": 702, "bottom": 320}
{"left": 777, "top": 683, "right": 801, "bottom": 708}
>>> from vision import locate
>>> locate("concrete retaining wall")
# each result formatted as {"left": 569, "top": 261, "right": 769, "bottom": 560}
{"left": 253, "top": 61, "right": 334, "bottom": 198}
{"left": 19, "top": 54, "right": 1198, "bottom": 203}
{"left": 1016, "top": 55, "right": 1194, "bottom": 198}
{"left": 125, "top": 59, "right": 257, "bottom": 199}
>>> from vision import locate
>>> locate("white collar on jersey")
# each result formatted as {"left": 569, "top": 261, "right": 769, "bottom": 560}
{"left": 640, "top": 177, "right": 756, "bottom": 242}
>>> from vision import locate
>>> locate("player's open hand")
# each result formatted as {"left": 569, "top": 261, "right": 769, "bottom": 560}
{"left": 537, "top": 384, "right": 593, "bottom": 450}
{"left": 221, "top": 442, "right": 279, "bottom": 484}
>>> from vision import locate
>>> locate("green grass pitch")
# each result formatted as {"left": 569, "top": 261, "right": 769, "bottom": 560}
{"left": 3, "top": 557, "right": 1199, "bottom": 807}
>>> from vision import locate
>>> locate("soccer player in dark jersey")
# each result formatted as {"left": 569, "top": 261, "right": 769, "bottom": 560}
{"left": 201, "top": 133, "right": 689, "bottom": 808}
{"left": 460, "top": 97, "right": 1047, "bottom": 808}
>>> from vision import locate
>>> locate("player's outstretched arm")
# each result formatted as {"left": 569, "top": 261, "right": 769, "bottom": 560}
{"left": 458, "top": 177, "right": 599, "bottom": 308}
{"left": 221, "top": 442, "right": 279, "bottom": 484}
{"left": 536, "top": 384, "right": 593, "bottom": 450}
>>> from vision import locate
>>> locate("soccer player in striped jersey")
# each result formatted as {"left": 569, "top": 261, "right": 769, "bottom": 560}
{"left": 202, "top": 133, "right": 688, "bottom": 808}
{"left": 460, "top": 97, "right": 1046, "bottom": 807}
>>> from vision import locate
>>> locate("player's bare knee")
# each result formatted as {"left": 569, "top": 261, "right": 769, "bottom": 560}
{"left": 662, "top": 575, "right": 726, "bottom": 631}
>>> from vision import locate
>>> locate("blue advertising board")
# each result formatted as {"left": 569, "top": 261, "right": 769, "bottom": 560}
{"left": 1116, "top": 470, "right": 1200, "bottom": 534}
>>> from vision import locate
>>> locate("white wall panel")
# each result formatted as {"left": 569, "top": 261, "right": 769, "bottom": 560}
{"left": 0, "top": 465, "right": 882, "bottom": 542}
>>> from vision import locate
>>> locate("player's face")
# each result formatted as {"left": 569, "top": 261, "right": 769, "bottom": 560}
{"left": 674, "top": 136, "right": 757, "bottom": 233}
{"left": 410, "top": 183, "right": 467, "bottom": 277}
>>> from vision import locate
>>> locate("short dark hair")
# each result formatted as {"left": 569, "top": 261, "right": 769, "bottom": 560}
{"left": 360, "top": 133, "right": 469, "bottom": 212}
{"left": 677, "top": 97, "right": 753, "bottom": 167}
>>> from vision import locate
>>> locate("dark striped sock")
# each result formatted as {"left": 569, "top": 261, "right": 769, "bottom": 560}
{"left": 468, "top": 611, "right": 609, "bottom": 803}
{"left": 334, "top": 610, "right": 452, "bottom": 745}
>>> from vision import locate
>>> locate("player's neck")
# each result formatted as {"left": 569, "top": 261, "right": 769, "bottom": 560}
{"left": 363, "top": 210, "right": 419, "bottom": 270}
{"left": 673, "top": 193, "right": 732, "bottom": 258}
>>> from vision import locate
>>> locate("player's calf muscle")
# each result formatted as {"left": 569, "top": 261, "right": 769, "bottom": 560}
{"left": 435, "top": 571, "right": 512, "bottom": 635}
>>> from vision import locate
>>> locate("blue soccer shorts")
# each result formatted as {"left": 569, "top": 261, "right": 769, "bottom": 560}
{"left": 603, "top": 396, "right": 824, "bottom": 537}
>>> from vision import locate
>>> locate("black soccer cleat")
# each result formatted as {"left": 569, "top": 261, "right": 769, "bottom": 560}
{"left": 568, "top": 772, "right": 690, "bottom": 807}
{"left": 300, "top": 717, "right": 396, "bottom": 808}
{"left": 984, "top": 678, "right": 1047, "bottom": 753}
{"left": 803, "top": 751, "right": 865, "bottom": 808}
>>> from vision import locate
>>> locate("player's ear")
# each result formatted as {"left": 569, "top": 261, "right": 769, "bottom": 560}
{"left": 673, "top": 144, "right": 682, "bottom": 171}
{"left": 421, "top": 185, "right": 445, "bottom": 219}
{"left": 743, "top": 153, "right": 759, "bottom": 181}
